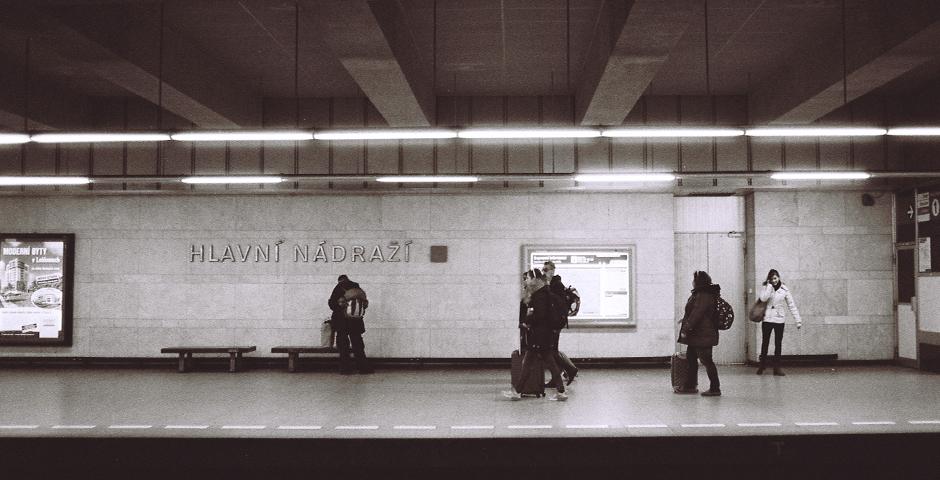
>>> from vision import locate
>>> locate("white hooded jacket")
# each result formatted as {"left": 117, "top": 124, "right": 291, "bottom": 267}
{"left": 758, "top": 283, "right": 802, "bottom": 326}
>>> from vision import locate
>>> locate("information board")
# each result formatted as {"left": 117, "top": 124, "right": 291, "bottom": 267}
{"left": 915, "top": 187, "right": 940, "bottom": 273}
{"left": 0, "top": 234, "right": 74, "bottom": 346}
{"left": 524, "top": 246, "right": 635, "bottom": 326}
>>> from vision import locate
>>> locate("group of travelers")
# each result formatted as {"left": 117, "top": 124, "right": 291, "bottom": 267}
{"left": 502, "top": 261, "right": 579, "bottom": 401}
{"left": 673, "top": 268, "right": 801, "bottom": 397}
{"left": 327, "top": 265, "right": 802, "bottom": 401}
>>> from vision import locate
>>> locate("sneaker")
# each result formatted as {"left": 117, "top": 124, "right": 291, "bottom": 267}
{"left": 549, "top": 391, "right": 568, "bottom": 401}
{"left": 501, "top": 388, "right": 522, "bottom": 400}
{"left": 673, "top": 387, "right": 699, "bottom": 394}
{"left": 701, "top": 389, "right": 722, "bottom": 397}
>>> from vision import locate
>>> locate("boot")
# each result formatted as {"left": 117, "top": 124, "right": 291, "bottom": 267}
{"left": 772, "top": 357, "right": 785, "bottom": 376}
{"left": 756, "top": 355, "right": 766, "bottom": 375}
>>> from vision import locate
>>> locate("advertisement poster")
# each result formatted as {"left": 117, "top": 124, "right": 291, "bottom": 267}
{"left": 527, "top": 247, "right": 634, "bottom": 326}
{"left": 0, "top": 235, "right": 73, "bottom": 345}
{"left": 920, "top": 237, "right": 932, "bottom": 273}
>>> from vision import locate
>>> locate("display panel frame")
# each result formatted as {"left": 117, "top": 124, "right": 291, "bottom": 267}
{"left": 0, "top": 233, "right": 74, "bottom": 346}
{"left": 522, "top": 245, "right": 636, "bottom": 328}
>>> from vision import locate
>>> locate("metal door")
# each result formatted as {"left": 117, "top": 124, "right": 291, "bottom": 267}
{"left": 675, "top": 232, "right": 746, "bottom": 364}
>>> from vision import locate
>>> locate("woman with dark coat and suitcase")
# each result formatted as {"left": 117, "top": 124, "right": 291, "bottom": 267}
{"left": 675, "top": 270, "right": 722, "bottom": 397}
{"left": 503, "top": 269, "right": 567, "bottom": 401}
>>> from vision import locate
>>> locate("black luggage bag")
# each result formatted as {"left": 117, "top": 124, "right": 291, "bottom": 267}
{"left": 511, "top": 327, "right": 545, "bottom": 397}
{"left": 671, "top": 351, "right": 689, "bottom": 392}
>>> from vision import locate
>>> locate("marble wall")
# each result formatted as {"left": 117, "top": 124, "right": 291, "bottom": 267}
{"left": 0, "top": 193, "right": 676, "bottom": 358}
{"left": 749, "top": 191, "right": 895, "bottom": 360}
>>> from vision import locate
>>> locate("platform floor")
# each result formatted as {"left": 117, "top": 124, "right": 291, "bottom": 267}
{"left": 0, "top": 364, "right": 937, "bottom": 439}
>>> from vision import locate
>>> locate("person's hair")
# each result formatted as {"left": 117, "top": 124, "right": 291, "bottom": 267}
{"left": 337, "top": 274, "right": 349, "bottom": 282}
{"left": 543, "top": 261, "right": 556, "bottom": 270}
{"left": 523, "top": 268, "right": 545, "bottom": 282}
{"left": 693, "top": 270, "right": 712, "bottom": 289}
{"left": 765, "top": 269, "right": 780, "bottom": 283}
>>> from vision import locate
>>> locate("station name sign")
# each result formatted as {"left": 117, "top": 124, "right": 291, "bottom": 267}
{"left": 189, "top": 240, "right": 413, "bottom": 263}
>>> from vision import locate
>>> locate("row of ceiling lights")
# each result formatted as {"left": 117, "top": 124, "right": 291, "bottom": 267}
{"left": 1, "top": 126, "right": 940, "bottom": 144}
{"left": 0, "top": 172, "right": 873, "bottom": 186}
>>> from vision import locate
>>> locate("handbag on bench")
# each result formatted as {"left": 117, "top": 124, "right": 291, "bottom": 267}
{"left": 320, "top": 319, "right": 335, "bottom": 348}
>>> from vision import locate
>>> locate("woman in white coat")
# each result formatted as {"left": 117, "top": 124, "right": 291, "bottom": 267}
{"left": 757, "top": 269, "right": 802, "bottom": 376}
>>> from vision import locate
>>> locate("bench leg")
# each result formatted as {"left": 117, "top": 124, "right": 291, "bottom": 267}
{"left": 177, "top": 353, "right": 187, "bottom": 373}
{"left": 230, "top": 353, "right": 237, "bottom": 373}
{"left": 288, "top": 353, "right": 297, "bottom": 373}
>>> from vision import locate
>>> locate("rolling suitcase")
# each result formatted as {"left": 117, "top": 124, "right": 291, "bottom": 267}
{"left": 671, "top": 351, "right": 689, "bottom": 392}
{"left": 511, "top": 349, "right": 545, "bottom": 397}
{"left": 511, "top": 328, "right": 545, "bottom": 397}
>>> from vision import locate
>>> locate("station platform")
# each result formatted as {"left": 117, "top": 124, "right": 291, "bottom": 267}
{"left": 0, "top": 364, "right": 937, "bottom": 477}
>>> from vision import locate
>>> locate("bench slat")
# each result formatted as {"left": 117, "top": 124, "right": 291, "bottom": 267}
{"left": 161, "top": 346, "right": 256, "bottom": 354}
{"left": 271, "top": 346, "right": 337, "bottom": 354}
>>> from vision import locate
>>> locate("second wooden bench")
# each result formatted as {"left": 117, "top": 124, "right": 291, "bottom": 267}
{"left": 271, "top": 346, "right": 338, "bottom": 372}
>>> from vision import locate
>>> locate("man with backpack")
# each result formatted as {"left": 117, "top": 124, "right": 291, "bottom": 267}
{"left": 543, "top": 261, "right": 579, "bottom": 386}
{"left": 328, "top": 274, "right": 373, "bottom": 375}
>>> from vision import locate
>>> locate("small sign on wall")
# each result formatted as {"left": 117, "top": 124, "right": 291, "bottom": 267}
{"left": 430, "top": 245, "right": 448, "bottom": 263}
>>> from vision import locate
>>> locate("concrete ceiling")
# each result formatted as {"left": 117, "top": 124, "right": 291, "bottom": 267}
{"left": 2, "top": 0, "right": 940, "bottom": 129}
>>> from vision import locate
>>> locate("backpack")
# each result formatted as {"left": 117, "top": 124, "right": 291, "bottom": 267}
{"left": 564, "top": 286, "right": 581, "bottom": 317}
{"left": 715, "top": 296, "right": 734, "bottom": 330}
{"left": 343, "top": 287, "right": 368, "bottom": 320}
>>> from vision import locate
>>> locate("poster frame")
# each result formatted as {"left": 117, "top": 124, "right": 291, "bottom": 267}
{"left": 521, "top": 244, "right": 636, "bottom": 328}
{"left": 0, "top": 233, "right": 75, "bottom": 346}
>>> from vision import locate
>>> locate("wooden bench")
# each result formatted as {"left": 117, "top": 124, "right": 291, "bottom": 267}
{"left": 161, "top": 346, "right": 257, "bottom": 373}
{"left": 271, "top": 346, "right": 338, "bottom": 372}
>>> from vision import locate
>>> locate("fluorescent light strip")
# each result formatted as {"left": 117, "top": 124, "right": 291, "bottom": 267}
{"left": 746, "top": 127, "right": 886, "bottom": 137}
{"left": 0, "top": 176, "right": 91, "bottom": 186}
{"left": 771, "top": 172, "right": 871, "bottom": 180}
{"left": 375, "top": 176, "right": 478, "bottom": 183}
{"left": 574, "top": 173, "right": 676, "bottom": 182}
{"left": 458, "top": 129, "right": 600, "bottom": 139}
{"left": 887, "top": 127, "right": 940, "bottom": 136}
{"left": 0, "top": 134, "right": 31, "bottom": 144}
{"left": 181, "top": 176, "right": 284, "bottom": 184}
{"left": 315, "top": 130, "right": 456, "bottom": 140}
{"left": 603, "top": 128, "right": 744, "bottom": 138}
{"left": 32, "top": 133, "right": 170, "bottom": 143}
{"left": 172, "top": 131, "right": 313, "bottom": 142}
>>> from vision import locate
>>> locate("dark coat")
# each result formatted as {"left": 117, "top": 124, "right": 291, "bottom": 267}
{"left": 328, "top": 278, "right": 363, "bottom": 333}
{"left": 523, "top": 286, "right": 555, "bottom": 349}
{"left": 548, "top": 274, "right": 569, "bottom": 328}
{"left": 678, "top": 284, "right": 721, "bottom": 347}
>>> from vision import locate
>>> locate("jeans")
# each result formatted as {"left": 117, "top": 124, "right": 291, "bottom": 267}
{"left": 685, "top": 345, "right": 720, "bottom": 391}
{"left": 760, "top": 322, "right": 786, "bottom": 363}
{"left": 548, "top": 330, "right": 578, "bottom": 383}
{"left": 336, "top": 331, "right": 371, "bottom": 373}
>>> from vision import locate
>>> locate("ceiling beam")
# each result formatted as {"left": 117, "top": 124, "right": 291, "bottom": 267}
{"left": 575, "top": 0, "right": 694, "bottom": 126}
{"left": 0, "top": 4, "right": 259, "bottom": 128}
{"left": 750, "top": 1, "right": 940, "bottom": 125}
{"left": 311, "top": 0, "right": 434, "bottom": 127}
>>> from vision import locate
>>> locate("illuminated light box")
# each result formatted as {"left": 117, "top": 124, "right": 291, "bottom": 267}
{"left": 523, "top": 245, "right": 635, "bottom": 327}
{"left": 0, "top": 234, "right": 74, "bottom": 346}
